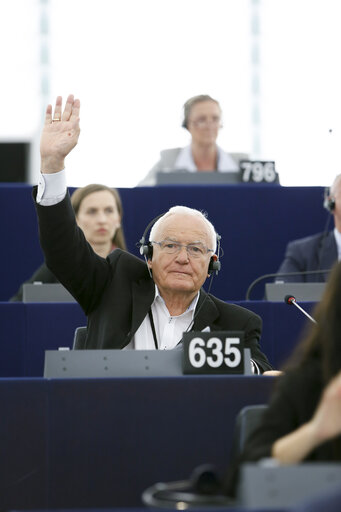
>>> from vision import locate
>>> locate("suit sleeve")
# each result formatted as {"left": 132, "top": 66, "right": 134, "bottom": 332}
{"left": 223, "top": 366, "right": 320, "bottom": 497}
{"left": 276, "top": 240, "right": 306, "bottom": 282}
{"left": 243, "top": 311, "right": 273, "bottom": 372}
{"left": 277, "top": 240, "right": 315, "bottom": 283}
{"left": 33, "top": 187, "right": 112, "bottom": 314}
{"left": 223, "top": 373, "right": 294, "bottom": 496}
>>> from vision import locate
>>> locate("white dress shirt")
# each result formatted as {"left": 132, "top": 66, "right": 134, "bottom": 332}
{"left": 125, "top": 286, "right": 200, "bottom": 350}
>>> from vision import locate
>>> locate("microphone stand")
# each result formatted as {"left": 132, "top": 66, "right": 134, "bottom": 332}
{"left": 285, "top": 296, "right": 317, "bottom": 324}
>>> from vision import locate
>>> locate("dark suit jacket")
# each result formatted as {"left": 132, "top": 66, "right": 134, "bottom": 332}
{"left": 34, "top": 188, "right": 272, "bottom": 371}
{"left": 10, "top": 262, "right": 58, "bottom": 302}
{"left": 276, "top": 231, "right": 337, "bottom": 282}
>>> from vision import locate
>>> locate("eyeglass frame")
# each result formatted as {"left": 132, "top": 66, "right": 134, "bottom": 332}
{"left": 150, "top": 239, "right": 214, "bottom": 258}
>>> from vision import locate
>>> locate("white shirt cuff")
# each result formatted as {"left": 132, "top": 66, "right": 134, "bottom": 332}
{"left": 37, "top": 169, "right": 67, "bottom": 205}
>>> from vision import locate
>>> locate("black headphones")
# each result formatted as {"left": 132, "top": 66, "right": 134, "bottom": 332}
{"left": 138, "top": 213, "right": 222, "bottom": 276}
{"left": 323, "top": 187, "right": 335, "bottom": 212}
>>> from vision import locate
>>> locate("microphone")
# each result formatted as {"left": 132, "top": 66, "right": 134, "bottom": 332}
{"left": 285, "top": 294, "right": 317, "bottom": 324}
{"left": 245, "top": 269, "right": 331, "bottom": 300}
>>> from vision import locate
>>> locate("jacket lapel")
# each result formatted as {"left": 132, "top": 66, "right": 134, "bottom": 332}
{"left": 192, "top": 289, "right": 219, "bottom": 332}
{"left": 130, "top": 279, "right": 155, "bottom": 338}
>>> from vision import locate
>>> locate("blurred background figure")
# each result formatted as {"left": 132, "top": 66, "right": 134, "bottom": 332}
{"left": 275, "top": 174, "right": 341, "bottom": 283}
{"left": 139, "top": 94, "right": 248, "bottom": 186}
{"left": 225, "top": 260, "right": 341, "bottom": 496}
{"left": 10, "top": 184, "right": 126, "bottom": 301}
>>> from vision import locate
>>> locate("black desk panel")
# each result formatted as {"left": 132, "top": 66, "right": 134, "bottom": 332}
{"left": 1, "top": 379, "right": 48, "bottom": 510}
{"left": 0, "top": 302, "right": 26, "bottom": 376}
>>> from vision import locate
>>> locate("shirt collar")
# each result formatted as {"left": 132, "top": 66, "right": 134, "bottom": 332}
{"left": 153, "top": 285, "right": 200, "bottom": 316}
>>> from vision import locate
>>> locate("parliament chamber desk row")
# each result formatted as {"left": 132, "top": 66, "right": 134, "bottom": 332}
{"left": 0, "top": 184, "right": 326, "bottom": 510}
{"left": 2, "top": 375, "right": 274, "bottom": 510}
{"left": 0, "top": 300, "right": 314, "bottom": 377}
{"left": 4, "top": 375, "right": 340, "bottom": 511}
{"left": 1, "top": 183, "right": 328, "bottom": 302}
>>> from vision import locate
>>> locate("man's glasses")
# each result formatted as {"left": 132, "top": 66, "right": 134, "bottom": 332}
{"left": 150, "top": 240, "right": 213, "bottom": 258}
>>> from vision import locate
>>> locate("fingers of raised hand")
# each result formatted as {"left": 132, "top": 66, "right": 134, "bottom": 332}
{"left": 61, "top": 94, "right": 75, "bottom": 122}
{"left": 51, "top": 96, "right": 63, "bottom": 122}
{"left": 69, "top": 98, "right": 80, "bottom": 124}
{"left": 45, "top": 95, "right": 80, "bottom": 126}
{"left": 44, "top": 104, "right": 53, "bottom": 125}
{"left": 61, "top": 94, "right": 80, "bottom": 126}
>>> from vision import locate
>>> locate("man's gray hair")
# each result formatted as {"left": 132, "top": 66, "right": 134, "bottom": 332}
{"left": 149, "top": 205, "right": 218, "bottom": 252}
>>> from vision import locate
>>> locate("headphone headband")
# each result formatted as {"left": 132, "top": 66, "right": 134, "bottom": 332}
{"left": 138, "top": 213, "right": 165, "bottom": 257}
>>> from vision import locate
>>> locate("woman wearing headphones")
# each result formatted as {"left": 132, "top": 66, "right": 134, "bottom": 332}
{"left": 139, "top": 94, "right": 247, "bottom": 186}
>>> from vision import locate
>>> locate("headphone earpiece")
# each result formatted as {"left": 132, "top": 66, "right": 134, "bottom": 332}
{"left": 139, "top": 240, "right": 153, "bottom": 260}
{"left": 208, "top": 234, "right": 221, "bottom": 276}
{"left": 323, "top": 187, "right": 335, "bottom": 212}
{"left": 138, "top": 213, "right": 166, "bottom": 262}
{"left": 208, "top": 257, "right": 221, "bottom": 276}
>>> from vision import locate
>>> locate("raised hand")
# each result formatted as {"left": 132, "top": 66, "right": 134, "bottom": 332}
{"left": 40, "top": 94, "right": 81, "bottom": 174}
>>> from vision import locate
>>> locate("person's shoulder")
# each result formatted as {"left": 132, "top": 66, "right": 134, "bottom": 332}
{"left": 34, "top": 262, "right": 58, "bottom": 281}
{"left": 107, "top": 249, "right": 149, "bottom": 277}
{"left": 160, "top": 147, "right": 182, "bottom": 155}
{"left": 138, "top": 148, "right": 184, "bottom": 185}
{"left": 208, "top": 294, "right": 259, "bottom": 320}
{"left": 159, "top": 147, "right": 182, "bottom": 162}
{"left": 288, "top": 231, "right": 330, "bottom": 248}
{"left": 107, "top": 248, "right": 143, "bottom": 265}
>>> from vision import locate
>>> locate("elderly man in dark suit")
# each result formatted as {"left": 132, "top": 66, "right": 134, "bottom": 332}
{"left": 34, "top": 94, "right": 274, "bottom": 374}
{"left": 276, "top": 175, "right": 341, "bottom": 283}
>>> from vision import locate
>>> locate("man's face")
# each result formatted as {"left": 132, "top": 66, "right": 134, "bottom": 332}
{"left": 149, "top": 214, "right": 214, "bottom": 297}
